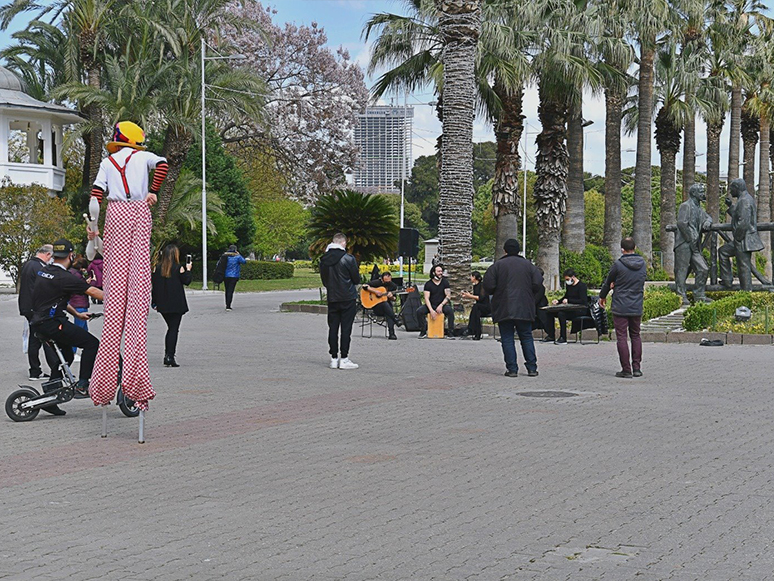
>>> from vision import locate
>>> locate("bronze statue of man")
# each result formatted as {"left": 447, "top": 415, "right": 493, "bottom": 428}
{"left": 675, "top": 184, "right": 712, "bottom": 303}
{"left": 719, "top": 178, "right": 764, "bottom": 291}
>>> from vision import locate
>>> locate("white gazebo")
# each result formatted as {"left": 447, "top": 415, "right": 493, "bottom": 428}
{"left": 0, "top": 66, "right": 84, "bottom": 192}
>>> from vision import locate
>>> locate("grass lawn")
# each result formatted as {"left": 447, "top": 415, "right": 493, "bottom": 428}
{"left": 189, "top": 267, "right": 323, "bottom": 293}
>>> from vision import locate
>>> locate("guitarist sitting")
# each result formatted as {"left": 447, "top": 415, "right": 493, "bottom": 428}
{"left": 363, "top": 271, "right": 402, "bottom": 340}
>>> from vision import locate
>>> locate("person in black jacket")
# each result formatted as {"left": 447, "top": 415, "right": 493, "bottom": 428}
{"left": 319, "top": 233, "right": 360, "bottom": 370}
{"left": 461, "top": 271, "right": 490, "bottom": 340}
{"left": 482, "top": 239, "right": 544, "bottom": 377}
{"left": 152, "top": 244, "right": 193, "bottom": 367}
{"left": 542, "top": 268, "right": 589, "bottom": 344}
{"left": 599, "top": 237, "right": 647, "bottom": 378}
{"left": 18, "top": 244, "right": 55, "bottom": 380}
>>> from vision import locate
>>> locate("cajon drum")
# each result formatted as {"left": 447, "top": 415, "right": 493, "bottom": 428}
{"left": 427, "top": 313, "right": 445, "bottom": 338}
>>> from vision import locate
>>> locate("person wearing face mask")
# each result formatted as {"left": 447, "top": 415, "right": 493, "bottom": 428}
{"left": 417, "top": 264, "right": 454, "bottom": 338}
{"left": 29, "top": 239, "right": 105, "bottom": 414}
{"left": 542, "top": 268, "right": 589, "bottom": 344}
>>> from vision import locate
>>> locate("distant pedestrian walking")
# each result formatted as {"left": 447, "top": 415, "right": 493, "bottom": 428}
{"left": 152, "top": 244, "right": 192, "bottom": 367}
{"left": 483, "top": 239, "right": 544, "bottom": 377}
{"left": 599, "top": 237, "right": 647, "bottom": 378}
{"left": 217, "top": 245, "right": 246, "bottom": 311}
{"left": 319, "top": 233, "right": 360, "bottom": 370}
{"left": 18, "top": 244, "right": 55, "bottom": 380}
{"left": 69, "top": 257, "right": 94, "bottom": 333}
{"left": 87, "top": 253, "right": 104, "bottom": 303}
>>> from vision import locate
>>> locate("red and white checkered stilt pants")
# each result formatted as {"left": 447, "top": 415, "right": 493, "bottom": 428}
{"left": 90, "top": 201, "right": 155, "bottom": 410}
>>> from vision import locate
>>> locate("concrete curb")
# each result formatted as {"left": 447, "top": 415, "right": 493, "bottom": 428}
{"left": 280, "top": 303, "right": 774, "bottom": 346}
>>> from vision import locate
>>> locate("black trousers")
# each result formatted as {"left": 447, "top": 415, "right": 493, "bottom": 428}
{"left": 24, "top": 314, "right": 55, "bottom": 376}
{"left": 31, "top": 318, "right": 99, "bottom": 381}
{"left": 372, "top": 301, "right": 397, "bottom": 334}
{"left": 417, "top": 304, "right": 455, "bottom": 333}
{"left": 468, "top": 303, "right": 491, "bottom": 339}
{"left": 161, "top": 312, "right": 184, "bottom": 356}
{"left": 224, "top": 277, "right": 239, "bottom": 308}
{"left": 328, "top": 300, "right": 357, "bottom": 358}
{"left": 546, "top": 309, "right": 585, "bottom": 340}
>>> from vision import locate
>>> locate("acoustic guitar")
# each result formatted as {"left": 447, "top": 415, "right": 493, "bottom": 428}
{"left": 360, "top": 287, "right": 390, "bottom": 309}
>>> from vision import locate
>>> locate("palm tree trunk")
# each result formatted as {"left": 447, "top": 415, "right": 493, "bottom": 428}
{"left": 727, "top": 84, "right": 742, "bottom": 182}
{"left": 659, "top": 146, "right": 677, "bottom": 276}
{"left": 682, "top": 113, "right": 695, "bottom": 202}
{"left": 633, "top": 44, "right": 655, "bottom": 262}
{"left": 492, "top": 81, "right": 523, "bottom": 260}
{"left": 706, "top": 119, "right": 723, "bottom": 222}
{"left": 157, "top": 125, "right": 194, "bottom": 225}
{"left": 741, "top": 106, "right": 758, "bottom": 196}
{"left": 603, "top": 87, "right": 624, "bottom": 260}
{"left": 759, "top": 116, "right": 772, "bottom": 280}
{"left": 563, "top": 99, "right": 585, "bottom": 253}
{"left": 534, "top": 79, "right": 568, "bottom": 290}
{"left": 435, "top": 0, "right": 481, "bottom": 292}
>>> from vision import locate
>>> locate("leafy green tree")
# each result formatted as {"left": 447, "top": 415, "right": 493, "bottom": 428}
{"left": 472, "top": 180, "right": 496, "bottom": 259}
{"left": 377, "top": 194, "right": 431, "bottom": 239}
{"left": 308, "top": 190, "right": 399, "bottom": 263}
{"left": 253, "top": 195, "right": 308, "bottom": 260}
{"left": 0, "top": 182, "right": 74, "bottom": 289}
{"left": 184, "top": 124, "right": 255, "bottom": 252}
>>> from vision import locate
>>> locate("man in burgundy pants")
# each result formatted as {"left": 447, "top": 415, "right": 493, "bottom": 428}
{"left": 599, "top": 238, "right": 647, "bottom": 379}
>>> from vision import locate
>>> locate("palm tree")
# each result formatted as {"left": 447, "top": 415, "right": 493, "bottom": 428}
{"left": 631, "top": 0, "right": 671, "bottom": 263}
{"left": 597, "top": 0, "right": 634, "bottom": 260}
{"left": 308, "top": 189, "right": 399, "bottom": 263}
{"left": 653, "top": 44, "right": 696, "bottom": 276}
{"left": 741, "top": 100, "right": 758, "bottom": 195}
{"left": 433, "top": 0, "right": 482, "bottom": 292}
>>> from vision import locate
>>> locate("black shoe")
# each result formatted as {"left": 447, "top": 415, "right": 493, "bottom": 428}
{"left": 528, "top": 370, "right": 539, "bottom": 377}
{"left": 164, "top": 355, "right": 180, "bottom": 368}
{"left": 388, "top": 334, "right": 397, "bottom": 340}
{"left": 418, "top": 332, "right": 427, "bottom": 339}
{"left": 504, "top": 370, "right": 519, "bottom": 377}
{"left": 473, "top": 336, "right": 481, "bottom": 341}
{"left": 28, "top": 372, "right": 49, "bottom": 381}
{"left": 615, "top": 371, "right": 633, "bottom": 378}
{"left": 394, "top": 318, "right": 403, "bottom": 328}
{"left": 540, "top": 336, "right": 555, "bottom": 343}
{"left": 42, "top": 405, "right": 66, "bottom": 416}
{"left": 633, "top": 370, "right": 643, "bottom": 377}
{"left": 555, "top": 337, "right": 567, "bottom": 344}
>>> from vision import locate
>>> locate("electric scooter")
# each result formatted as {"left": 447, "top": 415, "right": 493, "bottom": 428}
{"left": 5, "top": 315, "right": 138, "bottom": 422}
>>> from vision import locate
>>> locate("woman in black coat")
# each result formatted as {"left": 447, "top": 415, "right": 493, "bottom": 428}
{"left": 152, "top": 244, "right": 192, "bottom": 367}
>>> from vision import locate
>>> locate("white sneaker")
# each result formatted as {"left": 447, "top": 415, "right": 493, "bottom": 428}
{"left": 329, "top": 357, "right": 339, "bottom": 369}
{"left": 338, "top": 357, "right": 359, "bottom": 370}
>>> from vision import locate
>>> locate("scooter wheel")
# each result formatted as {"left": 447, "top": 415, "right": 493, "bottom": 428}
{"left": 117, "top": 387, "right": 140, "bottom": 418}
{"left": 5, "top": 388, "right": 41, "bottom": 422}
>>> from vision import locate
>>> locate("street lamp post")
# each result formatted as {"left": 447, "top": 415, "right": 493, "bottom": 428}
{"left": 200, "top": 38, "right": 245, "bottom": 290}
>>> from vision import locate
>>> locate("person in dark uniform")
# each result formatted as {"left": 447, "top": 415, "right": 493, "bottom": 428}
{"left": 152, "top": 244, "right": 193, "bottom": 367}
{"left": 363, "top": 271, "right": 402, "bottom": 340}
{"left": 30, "top": 239, "right": 105, "bottom": 414}
{"left": 18, "top": 244, "right": 55, "bottom": 380}
{"left": 542, "top": 268, "right": 589, "bottom": 344}
{"left": 461, "top": 271, "right": 490, "bottom": 340}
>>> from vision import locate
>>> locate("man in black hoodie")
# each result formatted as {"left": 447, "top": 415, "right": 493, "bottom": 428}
{"left": 319, "top": 233, "right": 360, "bottom": 369}
{"left": 599, "top": 237, "right": 647, "bottom": 379}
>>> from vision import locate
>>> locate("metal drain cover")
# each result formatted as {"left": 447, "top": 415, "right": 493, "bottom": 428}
{"left": 516, "top": 391, "right": 578, "bottom": 398}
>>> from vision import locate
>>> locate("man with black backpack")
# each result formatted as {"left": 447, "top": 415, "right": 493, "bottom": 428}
{"left": 319, "top": 233, "right": 360, "bottom": 370}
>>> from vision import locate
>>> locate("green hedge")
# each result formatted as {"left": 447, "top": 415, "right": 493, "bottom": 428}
{"left": 240, "top": 261, "right": 294, "bottom": 280}
{"left": 683, "top": 292, "right": 752, "bottom": 331}
{"left": 642, "top": 287, "right": 683, "bottom": 322}
{"left": 683, "top": 291, "right": 774, "bottom": 331}
{"left": 191, "top": 260, "right": 294, "bottom": 281}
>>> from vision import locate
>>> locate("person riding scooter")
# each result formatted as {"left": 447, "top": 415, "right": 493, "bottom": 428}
{"left": 29, "top": 239, "right": 104, "bottom": 415}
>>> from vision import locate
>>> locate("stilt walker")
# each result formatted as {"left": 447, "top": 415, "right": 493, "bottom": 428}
{"left": 87, "top": 122, "right": 169, "bottom": 442}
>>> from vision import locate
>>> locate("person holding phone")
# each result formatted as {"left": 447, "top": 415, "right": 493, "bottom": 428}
{"left": 151, "top": 244, "right": 192, "bottom": 367}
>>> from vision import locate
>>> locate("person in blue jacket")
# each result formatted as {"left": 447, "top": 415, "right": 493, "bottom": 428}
{"left": 222, "top": 245, "right": 246, "bottom": 311}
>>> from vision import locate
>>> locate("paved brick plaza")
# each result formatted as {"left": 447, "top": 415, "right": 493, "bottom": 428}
{"left": 1, "top": 289, "right": 772, "bottom": 580}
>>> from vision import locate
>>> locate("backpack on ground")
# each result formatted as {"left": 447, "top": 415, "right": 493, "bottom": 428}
{"left": 400, "top": 288, "right": 422, "bottom": 332}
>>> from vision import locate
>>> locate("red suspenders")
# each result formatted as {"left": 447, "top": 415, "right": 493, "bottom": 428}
{"left": 107, "top": 149, "right": 141, "bottom": 199}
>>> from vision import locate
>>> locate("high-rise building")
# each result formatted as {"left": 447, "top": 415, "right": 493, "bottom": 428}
{"left": 353, "top": 105, "right": 413, "bottom": 194}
